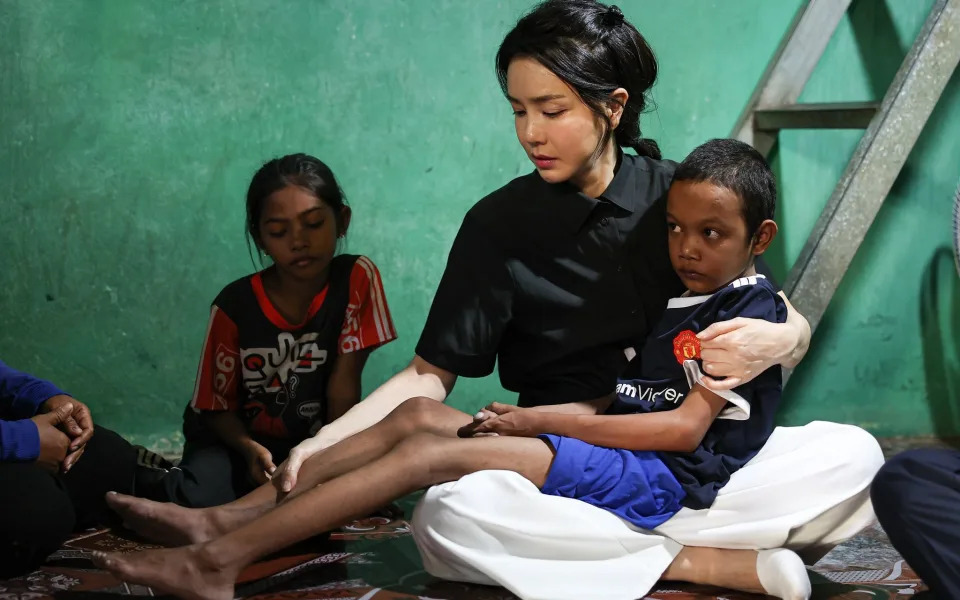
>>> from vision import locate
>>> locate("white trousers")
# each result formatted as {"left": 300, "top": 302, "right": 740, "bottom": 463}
{"left": 411, "top": 421, "right": 884, "bottom": 600}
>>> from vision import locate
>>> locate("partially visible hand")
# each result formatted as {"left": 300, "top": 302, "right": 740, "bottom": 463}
{"left": 697, "top": 317, "right": 789, "bottom": 391}
{"left": 31, "top": 403, "right": 73, "bottom": 473}
{"left": 457, "top": 407, "right": 500, "bottom": 438}
{"left": 243, "top": 442, "right": 276, "bottom": 486}
{"left": 41, "top": 395, "right": 94, "bottom": 451}
{"left": 463, "top": 403, "right": 543, "bottom": 438}
{"left": 276, "top": 434, "right": 331, "bottom": 493}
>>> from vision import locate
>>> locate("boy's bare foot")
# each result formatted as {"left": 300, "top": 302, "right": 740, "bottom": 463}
{"left": 92, "top": 545, "right": 237, "bottom": 600}
{"left": 105, "top": 492, "right": 218, "bottom": 546}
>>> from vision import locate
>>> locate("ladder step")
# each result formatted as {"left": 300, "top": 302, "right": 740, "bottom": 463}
{"left": 753, "top": 102, "right": 879, "bottom": 130}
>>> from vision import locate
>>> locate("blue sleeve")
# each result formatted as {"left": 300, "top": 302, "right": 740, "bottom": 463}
{"left": 0, "top": 360, "right": 66, "bottom": 463}
{"left": 0, "top": 359, "right": 66, "bottom": 418}
{"left": 0, "top": 420, "right": 41, "bottom": 462}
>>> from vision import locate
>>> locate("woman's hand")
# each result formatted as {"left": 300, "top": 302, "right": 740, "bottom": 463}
{"left": 697, "top": 317, "right": 796, "bottom": 390}
{"left": 459, "top": 403, "right": 544, "bottom": 438}
{"left": 275, "top": 435, "right": 330, "bottom": 493}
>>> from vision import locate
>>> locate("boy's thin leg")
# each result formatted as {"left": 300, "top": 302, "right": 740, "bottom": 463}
{"left": 94, "top": 433, "right": 554, "bottom": 600}
{"left": 106, "top": 398, "right": 473, "bottom": 545}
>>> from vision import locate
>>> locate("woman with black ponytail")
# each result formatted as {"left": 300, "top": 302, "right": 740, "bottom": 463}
{"left": 286, "top": 0, "right": 817, "bottom": 462}
{"left": 92, "top": 3, "right": 880, "bottom": 599}
{"left": 404, "top": 1, "right": 877, "bottom": 597}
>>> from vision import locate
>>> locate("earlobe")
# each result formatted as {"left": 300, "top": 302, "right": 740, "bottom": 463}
{"left": 608, "top": 87, "right": 629, "bottom": 129}
{"left": 338, "top": 206, "right": 353, "bottom": 239}
{"left": 751, "top": 220, "right": 778, "bottom": 255}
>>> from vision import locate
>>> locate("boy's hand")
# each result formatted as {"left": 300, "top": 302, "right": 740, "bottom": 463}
{"left": 243, "top": 442, "right": 276, "bottom": 485}
{"left": 31, "top": 403, "right": 74, "bottom": 473}
{"left": 462, "top": 403, "right": 543, "bottom": 438}
{"left": 457, "top": 407, "right": 500, "bottom": 438}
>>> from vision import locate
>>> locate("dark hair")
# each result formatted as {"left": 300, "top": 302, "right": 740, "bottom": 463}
{"left": 496, "top": 0, "right": 661, "bottom": 159}
{"left": 673, "top": 138, "right": 777, "bottom": 238}
{"left": 245, "top": 153, "right": 348, "bottom": 260}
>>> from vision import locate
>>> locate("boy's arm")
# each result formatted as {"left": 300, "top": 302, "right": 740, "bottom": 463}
{"left": 458, "top": 396, "right": 610, "bottom": 438}
{"left": 471, "top": 386, "right": 728, "bottom": 453}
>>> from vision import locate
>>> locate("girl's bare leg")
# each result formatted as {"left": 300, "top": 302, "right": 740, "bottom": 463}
{"left": 106, "top": 398, "right": 472, "bottom": 545}
{"left": 95, "top": 433, "right": 554, "bottom": 600}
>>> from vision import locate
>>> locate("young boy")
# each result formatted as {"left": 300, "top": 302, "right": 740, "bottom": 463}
{"left": 94, "top": 139, "right": 809, "bottom": 600}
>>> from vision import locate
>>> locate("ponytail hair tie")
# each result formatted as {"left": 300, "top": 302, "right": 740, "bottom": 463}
{"left": 602, "top": 5, "right": 624, "bottom": 28}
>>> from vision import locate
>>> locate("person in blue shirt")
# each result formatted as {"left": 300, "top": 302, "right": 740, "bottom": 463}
{"left": 0, "top": 360, "right": 168, "bottom": 577}
{"left": 94, "top": 138, "right": 812, "bottom": 600}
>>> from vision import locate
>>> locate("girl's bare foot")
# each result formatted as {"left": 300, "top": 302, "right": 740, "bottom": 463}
{"left": 92, "top": 545, "right": 238, "bottom": 600}
{"left": 105, "top": 492, "right": 219, "bottom": 546}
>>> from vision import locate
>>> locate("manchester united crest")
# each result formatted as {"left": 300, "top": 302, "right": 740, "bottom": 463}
{"left": 672, "top": 329, "right": 701, "bottom": 363}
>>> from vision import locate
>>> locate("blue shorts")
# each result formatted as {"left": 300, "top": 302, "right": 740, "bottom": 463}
{"left": 539, "top": 434, "right": 685, "bottom": 530}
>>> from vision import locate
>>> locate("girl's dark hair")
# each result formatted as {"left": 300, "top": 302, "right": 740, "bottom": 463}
{"left": 496, "top": 0, "right": 661, "bottom": 159}
{"left": 245, "top": 153, "right": 348, "bottom": 259}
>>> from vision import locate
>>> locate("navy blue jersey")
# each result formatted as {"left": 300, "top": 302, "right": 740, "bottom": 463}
{"left": 607, "top": 275, "right": 788, "bottom": 509}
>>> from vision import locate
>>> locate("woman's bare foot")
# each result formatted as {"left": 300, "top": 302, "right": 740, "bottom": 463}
{"left": 105, "top": 492, "right": 220, "bottom": 546}
{"left": 92, "top": 545, "right": 238, "bottom": 600}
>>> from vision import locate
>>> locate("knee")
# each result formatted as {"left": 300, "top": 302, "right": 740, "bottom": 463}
{"left": 386, "top": 396, "right": 447, "bottom": 436}
{"left": 871, "top": 448, "right": 955, "bottom": 520}
{"left": 819, "top": 423, "right": 884, "bottom": 484}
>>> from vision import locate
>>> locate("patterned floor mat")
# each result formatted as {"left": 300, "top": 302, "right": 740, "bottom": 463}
{"left": 0, "top": 500, "right": 928, "bottom": 600}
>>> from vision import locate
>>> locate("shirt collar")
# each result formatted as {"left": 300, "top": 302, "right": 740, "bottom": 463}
{"left": 529, "top": 150, "right": 645, "bottom": 232}
{"left": 598, "top": 150, "right": 640, "bottom": 213}
{"left": 530, "top": 174, "right": 598, "bottom": 233}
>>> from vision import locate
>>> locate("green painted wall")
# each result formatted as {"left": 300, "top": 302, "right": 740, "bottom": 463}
{"left": 1, "top": 0, "right": 957, "bottom": 450}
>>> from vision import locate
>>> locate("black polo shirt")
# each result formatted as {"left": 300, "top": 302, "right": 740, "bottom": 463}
{"left": 417, "top": 153, "right": 687, "bottom": 407}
